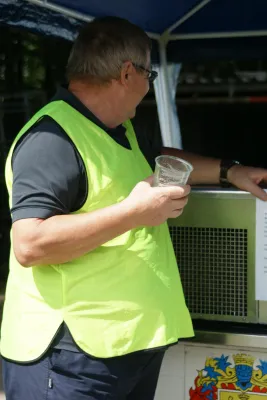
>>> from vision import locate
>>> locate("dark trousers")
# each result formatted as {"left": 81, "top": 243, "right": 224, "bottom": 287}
{"left": 2, "top": 347, "right": 165, "bottom": 400}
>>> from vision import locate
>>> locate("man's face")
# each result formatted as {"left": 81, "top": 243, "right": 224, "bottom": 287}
{"left": 123, "top": 54, "right": 151, "bottom": 119}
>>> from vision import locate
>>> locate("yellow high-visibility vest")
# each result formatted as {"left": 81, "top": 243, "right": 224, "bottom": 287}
{"left": 1, "top": 100, "right": 193, "bottom": 362}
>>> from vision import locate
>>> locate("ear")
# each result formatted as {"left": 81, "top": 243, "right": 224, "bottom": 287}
{"left": 120, "top": 61, "right": 134, "bottom": 87}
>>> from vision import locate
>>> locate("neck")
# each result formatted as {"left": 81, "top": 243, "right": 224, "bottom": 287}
{"left": 68, "top": 81, "right": 125, "bottom": 128}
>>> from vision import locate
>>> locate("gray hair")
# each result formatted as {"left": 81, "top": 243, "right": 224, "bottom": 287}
{"left": 66, "top": 17, "right": 151, "bottom": 84}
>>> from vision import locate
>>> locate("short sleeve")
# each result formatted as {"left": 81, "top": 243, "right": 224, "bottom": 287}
{"left": 11, "top": 117, "right": 83, "bottom": 223}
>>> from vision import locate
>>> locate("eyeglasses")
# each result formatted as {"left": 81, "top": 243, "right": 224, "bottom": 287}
{"left": 132, "top": 63, "right": 158, "bottom": 83}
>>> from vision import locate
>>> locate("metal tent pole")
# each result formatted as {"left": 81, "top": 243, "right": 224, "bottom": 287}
{"left": 26, "top": 0, "right": 94, "bottom": 22}
{"left": 154, "top": 0, "right": 213, "bottom": 149}
{"left": 170, "top": 30, "right": 267, "bottom": 40}
{"left": 153, "top": 40, "right": 182, "bottom": 148}
{"left": 162, "top": 0, "right": 212, "bottom": 39}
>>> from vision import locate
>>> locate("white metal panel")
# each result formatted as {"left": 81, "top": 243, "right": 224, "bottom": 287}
{"left": 155, "top": 344, "right": 186, "bottom": 400}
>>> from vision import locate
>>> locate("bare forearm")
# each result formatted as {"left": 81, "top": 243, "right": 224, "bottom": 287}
{"left": 13, "top": 201, "right": 135, "bottom": 266}
{"left": 161, "top": 147, "right": 220, "bottom": 185}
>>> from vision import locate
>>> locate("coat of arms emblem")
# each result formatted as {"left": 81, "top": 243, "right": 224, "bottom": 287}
{"left": 189, "top": 353, "right": 267, "bottom": 400}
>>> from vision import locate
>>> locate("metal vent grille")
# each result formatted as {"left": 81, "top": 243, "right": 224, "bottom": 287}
{"left": 169, "top": 227, "right": 248, "bottom": 318}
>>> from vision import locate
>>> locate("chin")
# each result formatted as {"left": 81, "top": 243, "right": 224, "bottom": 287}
{"left": 129, "top": 109, "right": 136, "bottom": 119}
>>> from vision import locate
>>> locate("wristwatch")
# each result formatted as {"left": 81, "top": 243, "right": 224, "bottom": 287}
{"left": 219, "top": 159, "right": 240, "bottom": 187}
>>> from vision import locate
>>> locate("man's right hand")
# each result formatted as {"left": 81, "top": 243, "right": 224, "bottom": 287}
{"left": 124, "top": 175, "right": 191, "bottom": 227}
{"left": 13, "top": 175, "right": 190, "bottom": 267}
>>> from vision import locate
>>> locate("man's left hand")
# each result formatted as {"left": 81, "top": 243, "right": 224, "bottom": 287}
{"left": 228, "top": 165, "right": 267, "bottom": 201}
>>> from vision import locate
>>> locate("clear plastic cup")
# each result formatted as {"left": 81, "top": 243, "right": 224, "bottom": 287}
{"left": 153, "top": 155, "right": 193, "bottom": 187}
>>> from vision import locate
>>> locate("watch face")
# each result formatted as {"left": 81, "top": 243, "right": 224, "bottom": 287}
{"left": 221, "top": 160, "right": 240, "bottom": 168}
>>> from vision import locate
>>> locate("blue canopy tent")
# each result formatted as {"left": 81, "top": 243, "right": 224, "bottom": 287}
{"left": 22, "top": 0, "right": 267, "bottom": 39}
{"left": 2, "top": 0, "right": 267, "bottom": 147}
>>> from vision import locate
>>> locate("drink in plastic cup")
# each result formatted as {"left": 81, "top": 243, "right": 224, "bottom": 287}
{"left": 153, "top": 155, "right": 193, "bottom": 187}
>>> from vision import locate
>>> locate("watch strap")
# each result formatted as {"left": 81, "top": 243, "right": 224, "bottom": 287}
{"left": 220, "top": 159, "right": 240, "bottom": 187}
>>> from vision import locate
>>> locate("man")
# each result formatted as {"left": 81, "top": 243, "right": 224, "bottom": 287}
{"left": 1, "top": 16, "right": 267, "bottom": 400}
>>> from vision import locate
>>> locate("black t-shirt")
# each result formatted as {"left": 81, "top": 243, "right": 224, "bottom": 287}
{"left": 11, "top": 86, "right": 161, "bottom": 353}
